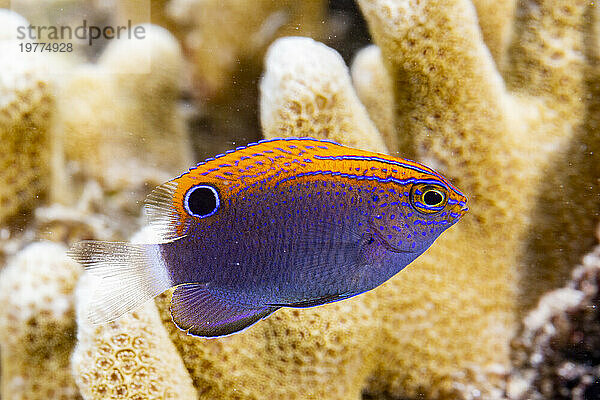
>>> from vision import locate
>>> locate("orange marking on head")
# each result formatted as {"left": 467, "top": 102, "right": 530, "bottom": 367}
{"left": 165, "top": 138, "right": 466, "bottom": 235}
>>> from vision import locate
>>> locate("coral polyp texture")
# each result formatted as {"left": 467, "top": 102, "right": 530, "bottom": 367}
{"left": 72, "top": 274, "right": 197, "bottom": 400}
{"left": 154, "top": 287, "right": 379, "bottom": 400}
{"left": 0, "top": 242, "right": 81, "bottom": 400}
{"left": 260, "top": 37, "right": 388, "bottom": 153}
{"left": 58, "top": 24, "right": 192, "bottom": 191}
{"left": 0, "top": 9, "right": 55, "bottom": 226}
{"left": 471, "top": 0, "right": 516, "bottom": 66}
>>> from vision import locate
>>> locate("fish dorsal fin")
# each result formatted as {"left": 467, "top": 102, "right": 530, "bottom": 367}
{"left": 170, "top": 283, "right": 280, "bottom": 337}
{"left": 144, "top": 181, "right": 189, "bottom": 243}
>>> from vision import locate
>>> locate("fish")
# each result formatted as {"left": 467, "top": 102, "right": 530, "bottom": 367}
{"left": 69, "top": 137, "right": 468, "bottom": 338}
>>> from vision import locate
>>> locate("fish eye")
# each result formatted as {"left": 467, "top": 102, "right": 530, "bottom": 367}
{"left": 410, "top": 184, "right": 447, "bottom": 214}
{"left": 184, "top": 185, "right": 220, "bottom": 218}
{"left": 423, "top": 189, "right": 444, "bottom": 206}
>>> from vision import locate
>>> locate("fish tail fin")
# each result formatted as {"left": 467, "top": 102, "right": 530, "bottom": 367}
{"left": 68, "top": 241, "right": 172, "bottom": 324}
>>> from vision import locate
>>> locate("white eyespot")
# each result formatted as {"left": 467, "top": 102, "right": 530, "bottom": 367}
{"left": 184, "top": 185, "right": 220, "bottom": 218}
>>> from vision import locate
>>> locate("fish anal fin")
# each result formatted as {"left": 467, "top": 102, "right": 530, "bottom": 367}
{"left": 279, "top": 293, "right": 355, "bottom": 308}
{"left": 169, "top": 283, "right": 279, "bottom": 338}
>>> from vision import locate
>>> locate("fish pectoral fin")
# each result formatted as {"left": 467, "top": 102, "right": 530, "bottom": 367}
{"left": 144, "top": 180, "right": 190, "bottom": 243}
{"left": 275, "top": 292, "right": 355, "bottom": 308}
{"left": 170, "top": 283, "right": 279, "bottom": 338}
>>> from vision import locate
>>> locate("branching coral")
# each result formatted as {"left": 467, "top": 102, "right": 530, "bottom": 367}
{"left": 471, "top": 0, "right": 517, "bottom": 66}
{"left": 0, "top": 242, "right": 81, "bottom": 400}
{"left": 261, "top": 28, "right": 518, "bottom": 398}
{"left": 166, "top": 0, "right": 326, "bottom": 99}
{"left": 352, "top": 1, "right": 597, "bottom": 396}
{"left": 0, "top": 9, "right": 55, "bottom": 226}
{"left": 72, "top": 274, "right": 197, "bottom": 400}
{"left": 518, "top": 1, "right": 600, "bottom": 311}
{"left": 155, "top": 287, "right": 379, "bottom": 400}
{"left": 238, "top": 0, "right": 596, "bottom": 397}
{"left": 350, "top": 44, "right": 397, "bottom": 152}
{"left": 2, "top": 1, "right": 597, "bottom": 400}
{"left": 260, "top": 37, "right": 388, "bottom": 153}
{"left": 58, "top": 24, "right": 192, "bottom": 192}
{"left": 66, "top": 1, "right": 599, "bottom": 399}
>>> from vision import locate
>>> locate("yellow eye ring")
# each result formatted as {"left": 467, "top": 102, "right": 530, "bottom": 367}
{"left": 410, "top": 184, "right": 447, "bottom": 214}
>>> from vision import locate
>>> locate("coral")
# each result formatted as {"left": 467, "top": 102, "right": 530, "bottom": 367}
{"left": 508, "top": 241, "right": 600, "bottom": 400}
{"left": 58, "top": 23, "right": 192, "bottom": 192}
{"left": 350, "top": 44, "right": 397, "bottom": 152}
{"left": 166, "top": 0, "right": 326, "bottom": 98}
{"left": 517, "top": 0, "right": 600, "bottom": 311}
{"left": 32, "top": 181, "right": 131, "bottom": 244}
{"left": 164, "top": 0, "right": 328, "bottom": 160}
{"left": 471, "top": 0, "right": 517, "bottom": 66}
{"left": 116, "top": 0, "right": 174, "bottom": 32}
{"left": 261, "top": 28, "right": 517, "bottom": 398}
{"left": 155, "top": 287, "right": 379, "bottom": 400}
{"left": 352, "top": 0, "right": 598, "bottom": 397}
{"left": 0, "top": 9, "right": 55, "bottom": 226}
{"left": 72, "top": 274, "right": 197, "bottom": 400}
{"left": 95, "top": 1, "right": 596, "bottom": 399}
{"left": 0, "top": 242, "right": 81, "bottom": 400}
{"left": 71, "top": 228, "right": 197, "bottom": 400}
{"left": 260, "top": 37, "right": 388, "bottom": 153}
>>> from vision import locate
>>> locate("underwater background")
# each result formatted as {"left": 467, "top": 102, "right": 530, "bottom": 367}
{"left": 0, "top": 0, "right": 599, "bottom": 399}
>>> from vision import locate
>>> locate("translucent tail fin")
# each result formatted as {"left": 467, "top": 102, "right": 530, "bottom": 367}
{"left": 68, "top": 241, "right": 172, "bottom": 324}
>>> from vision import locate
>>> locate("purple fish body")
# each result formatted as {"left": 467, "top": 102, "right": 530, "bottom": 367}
{"left": 70, "top": 138, "right": 468, "bottom": 337}
{"left": 164, "top": 183, "right": 438, "bottom": 306}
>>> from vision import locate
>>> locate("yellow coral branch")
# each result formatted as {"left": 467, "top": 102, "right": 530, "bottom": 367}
{"left": 0, "top": 243, "right": 81, "bottom": 400}
{"left": 351, "top": 45, "right": 398, "bottom": 153}
{"left": 72, "top": 274, "right": 197, "bottom": 400}
{"left": 260, "top": 36, "right": 388, "bottom": 153}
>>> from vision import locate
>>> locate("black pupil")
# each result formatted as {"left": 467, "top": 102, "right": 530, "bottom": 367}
{"left": 188, "top": 187, "right": 217, "bottom": 216}
{"left": 423, "top": 190, "right": 443, "bottom": 206}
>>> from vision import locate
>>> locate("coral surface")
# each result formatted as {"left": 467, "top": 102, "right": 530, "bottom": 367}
{"left": 58, "top": 24, "right": 192, "bottom": 192}
{"left": 354, "top": 0, "right": 599, "bottom": 396}
{"left": 351, "top": 44, "right": 396, "bottom": 152}
{"left": 508, "top": 240, "right": 600, "bottom": 400}
{"left": 166, "top": 0, "right": 326, "bottom": 98}
{"left": 471, "top": 0, "right": 516, "bottom": 66}
{"left": 0, "top": 9, "right": 55, "bottom": 226}
{"left": 261, "top": 37, "right": 388, "bottom": 153}
{"left": 155, "top": 286, "right": 378, "bottom": 400}
{"left": 72, "top": 274, "right": 197, "bottom": 400}
{"left": 0, "top": 242, "right": 81, "bottom": 400}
